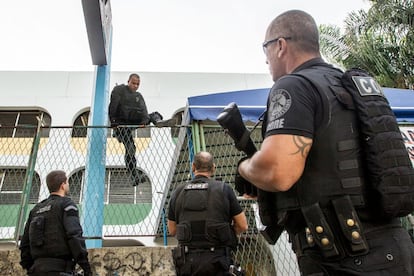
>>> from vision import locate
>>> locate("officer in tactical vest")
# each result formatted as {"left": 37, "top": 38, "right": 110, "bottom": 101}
{"left": 109, "top": 73, "right": 167, "bottom": 186}
{"left": 237, "top": 10, "right": 414, "bottom": 275}
{"left": 19, "top": 170, "right": 91, "bottom": 275}
{"left": 168, "top": 151, "right": 248, "bottom": 275}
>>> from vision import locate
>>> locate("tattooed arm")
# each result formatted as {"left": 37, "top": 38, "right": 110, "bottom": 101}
{"left": 238, "top": 134, "right": 312, "bottom": 192}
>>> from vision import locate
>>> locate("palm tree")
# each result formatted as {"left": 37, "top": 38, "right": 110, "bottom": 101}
{"left": 319, "top": 0, "right": 414, "bottom": 89}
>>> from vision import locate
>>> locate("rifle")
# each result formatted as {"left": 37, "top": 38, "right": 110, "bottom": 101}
{"left": 217, "top": 102, "right": 283, "bottom": 244}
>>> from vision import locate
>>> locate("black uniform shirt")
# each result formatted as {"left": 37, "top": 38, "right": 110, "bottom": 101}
{"left": 263, "top": 58, "right": 329, "bottom": 140}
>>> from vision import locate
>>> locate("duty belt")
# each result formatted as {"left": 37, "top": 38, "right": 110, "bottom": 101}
{"left": 33, "top": 257, "right": 74, "bottom": 272}
{"left": 183, "top": 246, "right": 229, "bottom": 255}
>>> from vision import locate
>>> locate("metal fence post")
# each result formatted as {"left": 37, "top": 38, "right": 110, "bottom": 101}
{"left": 14, "top": 117, "right": 43, "bottom": 244}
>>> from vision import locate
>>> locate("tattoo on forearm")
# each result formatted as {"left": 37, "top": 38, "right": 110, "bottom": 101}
{"left": 291, "top": 136, "right": 311, "bottom": 157}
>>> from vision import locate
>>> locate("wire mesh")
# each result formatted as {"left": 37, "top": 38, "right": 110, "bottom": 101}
{"left": 1, "top": 123, "right": 413, "bottom": 276}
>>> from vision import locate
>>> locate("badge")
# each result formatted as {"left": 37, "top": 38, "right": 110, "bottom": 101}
{"left": 269, "top": 89, "right": 292, "bottom": 120}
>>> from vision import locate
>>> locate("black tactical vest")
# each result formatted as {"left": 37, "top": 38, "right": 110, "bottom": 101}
{"left": 29, "top": 196, "right": 72, "bottom": 259}
{"left": 274, "top": 65, "right": 368, "bottom": 214}
{"left": 116, "top": 84, "right": 149, "bottom": 124}
{"left": 174, "top": 177, "right": 237, "bottom": 248}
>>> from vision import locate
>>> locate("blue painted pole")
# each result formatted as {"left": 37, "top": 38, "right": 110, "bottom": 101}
{"left": 81, "top": 26, "right": 112, "bottom": 248}
{"left": 162, "top": 208, "right": 167, "bottom": 246}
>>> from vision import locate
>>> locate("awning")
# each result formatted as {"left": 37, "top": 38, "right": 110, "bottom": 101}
{"left": 187, "top": 87, "right": 414, "bottom": 123}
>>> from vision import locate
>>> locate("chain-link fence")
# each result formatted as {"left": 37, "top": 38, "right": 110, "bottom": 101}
{"left": 1, "top": 122, "right": 414, "bottom": 275}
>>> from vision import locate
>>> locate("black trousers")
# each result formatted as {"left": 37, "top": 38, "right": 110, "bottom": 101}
{"left": 295, "top": 226, "right": 414, "bottom": 276}
{"left": 175, "top": 248, "right": 232, "bottom": 276}
{"left": 114, "top": 128, "right": 139, "bottom": 184}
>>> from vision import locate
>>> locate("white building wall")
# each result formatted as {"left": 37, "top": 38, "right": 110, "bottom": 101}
{"left": 0, "top": 71, "right": 273, "bottom": 125}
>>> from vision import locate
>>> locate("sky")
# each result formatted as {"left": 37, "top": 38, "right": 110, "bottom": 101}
{"left": 0, "top": 0, "right": 370, "bottom": 74}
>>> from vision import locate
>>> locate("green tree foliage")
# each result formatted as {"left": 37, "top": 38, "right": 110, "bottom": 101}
{"left": 319, "top": 0, "right": 414, "bottom": 88}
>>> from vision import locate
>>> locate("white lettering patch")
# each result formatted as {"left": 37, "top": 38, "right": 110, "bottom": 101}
{"left": 351, "top": 76, "right": 384, "bottom": 97}
{"left": 185, "top": 183, "right": 209, "bottom": 190}
{"left": 267, "top": 118, "right": 285, "bottom": 130}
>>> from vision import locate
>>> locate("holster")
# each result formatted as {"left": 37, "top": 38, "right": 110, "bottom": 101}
{"left": 172, "top": 246, "right": 186, "bottom": 267}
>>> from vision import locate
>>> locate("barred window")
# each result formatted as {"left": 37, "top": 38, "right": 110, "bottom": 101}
{"left": 68, "top": 167, "right": 151, "bottom": 204}
{"left": 0, "top": 168, "right": 41, "bottom": 204}
{"left": 0, "top": 110, "right": 51, "bottom": 138}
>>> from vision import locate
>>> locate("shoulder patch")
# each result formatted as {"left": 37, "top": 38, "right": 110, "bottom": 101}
{"left": 64, "top": 204, "right": 79, "bottom": 217}
{"left": 351, "top": 76, "right": 384, "bottom": 97}
{"left": 64, "top": 205, "right": 78, "bottom": 212}
{"left": 269, "top": 89, "right": 292, "bottom": 120}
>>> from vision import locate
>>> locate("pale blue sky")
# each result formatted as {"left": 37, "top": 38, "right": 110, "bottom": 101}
{"left": 0, "top": 0, "right": 370, "bottom": 73}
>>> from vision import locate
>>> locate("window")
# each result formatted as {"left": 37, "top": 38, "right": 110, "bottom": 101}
{"left": 68, "top": 167, "right": 151, "bottom": 204}
{"left": 72, "top": 111, "right": 90, "bottom": 137}
{"left": 0, "top": 110, "right": 51, "bottom": 138}
{"left": 0, "top": 168, "right": 41, "bottom": 204}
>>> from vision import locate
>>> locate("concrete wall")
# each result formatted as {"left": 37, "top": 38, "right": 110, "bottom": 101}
{"left": 0, "top": 246, "right": 176, "bottom": 276}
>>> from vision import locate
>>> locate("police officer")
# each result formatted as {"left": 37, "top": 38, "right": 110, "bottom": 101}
{"left": 238, "top": 10, "right": 414, "bottom": 275}
{"left": 19, "top": 170, "right": 92, "bottom": 275}
{"left": 108, "top": 73, "right": 163, "bottom": 186}
{"left": 168, "top": 151, "right": 248, "bottom": 275}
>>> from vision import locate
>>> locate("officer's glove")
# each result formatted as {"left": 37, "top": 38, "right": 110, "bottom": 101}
{"left": 235, "top": 157, "right": 257, "bottom": 198}
{"left": 149, "top": 111, "right": 163, "bottom": 125}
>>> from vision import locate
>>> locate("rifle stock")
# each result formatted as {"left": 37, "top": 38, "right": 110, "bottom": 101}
{"left": 217, "top": 102, "right": 257, "bottom": 156}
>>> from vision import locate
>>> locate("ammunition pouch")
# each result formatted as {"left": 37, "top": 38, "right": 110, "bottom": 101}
{"left": 301, "top": 202, "right": 340, "bottom": 258}
{"left": 297, "top": 196, "right": 369, "bottom": 259}
{"left": 331, "top": 196, "right": 369, "bottom": 255}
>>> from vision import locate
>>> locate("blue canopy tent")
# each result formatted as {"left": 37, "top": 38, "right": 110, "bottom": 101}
{"left": 187, "top": 87, "right": 414, "bottom": 123}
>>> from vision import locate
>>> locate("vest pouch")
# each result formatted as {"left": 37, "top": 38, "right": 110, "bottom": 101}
{"left": 176, "top": 222, "right": 192, "bottom": 243}
{"left": 183, "top": 185, "right": 208, "bottom": 211}
{"left": 206, "top": 221, "right": 237, "bottom": 248}
{"left": 29, "top": 216, "right": 45, "bottom": 247}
